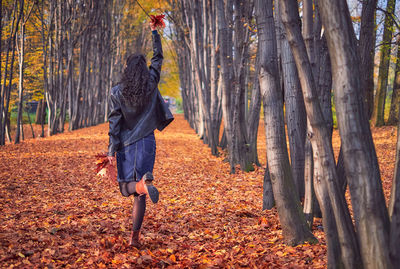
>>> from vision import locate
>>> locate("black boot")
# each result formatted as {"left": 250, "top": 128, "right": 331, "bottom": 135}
{"left": 129, "top": 230, "right": 141, "bottom": 248}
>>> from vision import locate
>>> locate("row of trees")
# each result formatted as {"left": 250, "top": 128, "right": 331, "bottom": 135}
{"left": 170, "top": 0, "right": 400, "bottom": 268}
{"left": 0, "top": 0, "right": 177, "bottom": 145}
{"left": 0, "top": 0, "right": 117, "bottom": 144}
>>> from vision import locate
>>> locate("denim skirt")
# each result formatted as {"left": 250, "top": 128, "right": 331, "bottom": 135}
{"left": 116, "top": 132, "right": 156, "bottom": 183}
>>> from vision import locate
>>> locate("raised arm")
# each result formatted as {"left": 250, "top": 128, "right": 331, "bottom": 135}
{"left": 149, "top": 29, "right": 163, "bottom": 85}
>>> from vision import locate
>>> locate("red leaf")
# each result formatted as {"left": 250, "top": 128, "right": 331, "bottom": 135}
{"left": 150, "top": 14, "right": 166, "bottom": 29}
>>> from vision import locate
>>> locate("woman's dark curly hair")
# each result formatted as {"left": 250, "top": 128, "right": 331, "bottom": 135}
{"left": 120, "top": 54, "right": 153, "bottom": 106}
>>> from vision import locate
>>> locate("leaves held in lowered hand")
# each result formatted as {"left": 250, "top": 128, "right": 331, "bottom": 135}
{"left": 150, "top": 14, "right": 166, "bottom": 29}
{"left": 95, "top": 152, "right": 117, "bottom": 182}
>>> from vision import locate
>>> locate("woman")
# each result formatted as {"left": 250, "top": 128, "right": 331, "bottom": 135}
{"left": 107, "top": 21, "right": 173, "bottom": 248}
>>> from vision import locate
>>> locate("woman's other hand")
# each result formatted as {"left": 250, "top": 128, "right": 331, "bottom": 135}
{"left": 108, "top": 156, "right": 116, "bottom": 166}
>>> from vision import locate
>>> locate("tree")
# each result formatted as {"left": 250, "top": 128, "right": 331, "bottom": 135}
{"left": 1, "top": 0, "right": 24, "bottom": 145}
{"left": 359, "top": 0, "right": 378, "bottom": 119}
{"left": 279, "top": 0, "right": 362, "bottom": 266}
{"left": 256, "top": 0, "right": 316, "bottom": 246}
{"left": 389, "top": 108, "right": 400, "bottom": 268}
{"left": 15, "top": 0, "right": 35, "bottom": 144}
{"left": 372, "top": 0, "right": 396, "bottom": 126}
{"left": 181, "top": 0, "right": 221, "bottom": 156}
{"left": 387, "top": 38, "right": 400, "bottom": 125}
{"left": 274, "top": 0, "right": 307, "bottom": 201}
{"left": 317, "top": 0, "right": 392, "bottom": 267}
{"left": 175, "top": 0, "right": 261, "bottom": 173}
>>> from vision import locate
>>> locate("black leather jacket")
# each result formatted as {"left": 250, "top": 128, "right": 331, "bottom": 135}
{"left": 107, "top": 31, "right": 174, "bottom": 156}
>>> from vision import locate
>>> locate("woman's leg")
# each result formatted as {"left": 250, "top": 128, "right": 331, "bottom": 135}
{"left": 129, "top": 195, "right": 146, "bottom": 247}
{"left": 119, "top": 181, "right": 138, "bottom": 197}
{"left": 119, "top": 174, "right": 158, "bottom": 202}
{"left": 132, "top": 195, "right": 146, "bottom": 231}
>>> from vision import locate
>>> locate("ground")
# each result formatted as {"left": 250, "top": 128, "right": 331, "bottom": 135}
{"left": 0, "top": 114, "right": 397, "bottom": 268}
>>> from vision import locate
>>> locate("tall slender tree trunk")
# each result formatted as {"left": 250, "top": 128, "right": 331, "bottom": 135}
{"left": 39, "top": 0, "right": 50, "bottom": 138}
{"left": 217, "top": 0, "right": 235, "bottom": 173}
{"left": 359, "top": 0, "right": 377, "bottom": 119}
{"left": 387, "top": 40, "right": 400, "bottom": 125}
{"left": 46, "top": 0, "right": 56, "bottom": 136}
{"left": 280, "top": 0, "right": 362, "bottom": 267}
{"left": 232, "top": 0, "right": 255, "bottom": 172}
{"left": 303, "top": 138, "right": 314, "bottom": 226}
{"left": 15, "top": 10, "right": 25, "bottom": 144}
{"left": 275, "top": 0, "right": 307, "bottom": 200}
{"left": 317, "top": 0, "right": 391, "bottom": 267}
{"left": 256, "top": 0, "right": 316, "bottom": 246}
{"left": 389, "top": 111, "right": 400, "bottom": 267}
{"left": 0, "top": 0, "right": 2, "bottom": 143}
{"left": 14, "top": 1, "right": 35, "bottom": 142}
{"left": 25, "top": 106, "right": 34, "bottom": 138}
{"left": 262, "top": 162, "right": 274, "bottom": 210}
{"left": 3, "top": 0, "right": 24, "bottom": 144}
{"left": 209, "top": 0, "right": 222, "bottom": 157}
{"left": 372, "top": 0, "right": 396, "bottom": 127}
{"left": 0, "top": 0, "right": 16, "bottom": 145}
{"left": 284, "top": 0, "right": 342, "bottom": 264}
{"left": 1, "top": 0, "right": 21, "bottom": 145}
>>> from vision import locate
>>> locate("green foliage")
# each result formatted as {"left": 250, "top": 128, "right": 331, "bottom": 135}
{"left": 10, "top": 108, "right": 36, "bottom": 125}
{"left": 332, "top": 104, "right": 337, "bottom": 129}
{"left": 175, "top": 97, "right": 183, "bottom": 114}
{"left": 384, "top": 92, "right": 392, "bottom": 121}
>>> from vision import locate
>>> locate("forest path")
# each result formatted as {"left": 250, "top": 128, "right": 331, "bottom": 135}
{"left": 4, "top": 114, "right": 397, "bottom": 268}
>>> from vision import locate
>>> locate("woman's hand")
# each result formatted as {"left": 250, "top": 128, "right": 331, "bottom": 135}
{"left": 108, "top": 156, "right": 116, "bottom": 166}
{"left": 150, "top": 20, "right": 157, "bottom": 31}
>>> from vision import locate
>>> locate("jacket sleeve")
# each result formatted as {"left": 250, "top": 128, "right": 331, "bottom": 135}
{"left": 149, "top": 30, "right": 163, "bottom": 86}
{"left": 107, "top": 92, "right": 122, "bottom": 156}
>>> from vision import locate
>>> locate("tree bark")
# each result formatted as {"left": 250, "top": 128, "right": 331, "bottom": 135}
{"left": 389, "top": 112, "right": 400, "bottom": 268}
{"left": 15, "top": 1, "right": 34, "bottom": 142}
{"left": 387, "top": 40, "right": 400, "bottom": 126}
{"left": 372, "top": 0, "right": 396, "bottom": 127}
{"left": 317, "top": 0, "right": 391, "bottom": 267}
{"left": 15, "top": 7, "right": 25, "bottom": 144}
{"left": 256, "top": 0, "right": 316, "bottom": 246}
{"left": 3, "top": 0, "right": 24, "bottom": 144}
{"left": 262, "top": 162, "right": 274, "bottom": 210}
{"left": 25, "top": 105, "right": 34, "bottom": 139}
{"left": 275, "top": 0, "right": 307, "bottom": 200}
{"left": 303, "top": 138, "right": 314, "bottom": 227}
{"left": 217, "top": 0, "right": 235, "bottom": 173}
{"left": 1, "top": 0, "right": 21, "bottom": 145}
{"left": 280, "top": 0, "right": 362, "bottom": 267}
{"left": 232, "top": 0, "right": 255, "bottom": 172}
{"left": 359, "top": 0, "right": 377, "bottom": 119}
{"left": 0, "top": 0, "right": 2, "bottom": 143}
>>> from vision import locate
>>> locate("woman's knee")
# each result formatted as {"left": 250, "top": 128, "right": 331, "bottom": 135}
{"left": 120, "top": 191, "right": 130, "bottom": 197}
{"left": 119, "top": 182, "right": 130, "bottom": 197}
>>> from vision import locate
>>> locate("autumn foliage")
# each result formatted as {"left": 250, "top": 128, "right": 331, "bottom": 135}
{"left": 0, "top": 115, "right": 397, "bottom": 268}
{"left": 95, "top": 153, "right": 117, "bottom": 183}
{"left": 150, "top": 14, "right": 166, "bottom": 29}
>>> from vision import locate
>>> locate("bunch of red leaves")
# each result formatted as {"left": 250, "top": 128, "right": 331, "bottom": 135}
{"left": 150, "top": 14, "right": 166, "bottom": 29}
{"left": 95, "top": 152, "right": 117, "bottom": 182}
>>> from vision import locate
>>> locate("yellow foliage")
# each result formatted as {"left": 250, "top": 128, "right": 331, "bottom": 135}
{"left": 118, "top": 0, "right": 180, "bottom": 99}
{"left": 1, "top": 0, "right": 181, "bottom": 113}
